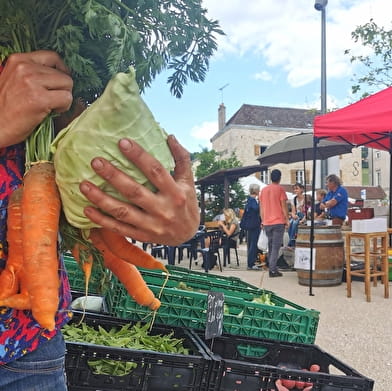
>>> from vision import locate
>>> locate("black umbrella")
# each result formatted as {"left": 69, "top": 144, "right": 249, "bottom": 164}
{"left": 257, "top": 132, "right": 354, "bottom": 167}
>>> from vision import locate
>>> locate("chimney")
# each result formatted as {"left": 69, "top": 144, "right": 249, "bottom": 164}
{"left": 218, "top": 103, "right": 226, "bottom": 131}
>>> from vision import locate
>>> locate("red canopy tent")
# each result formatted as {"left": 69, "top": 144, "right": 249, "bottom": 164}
{"left": 313, "top": 86, "right": 392, "bottom": 226}
{"left": 314, "top": 86, "right": 392, "bottom": 151}
{"left": 305, "top": 87, "right": 392, "bottom": 295}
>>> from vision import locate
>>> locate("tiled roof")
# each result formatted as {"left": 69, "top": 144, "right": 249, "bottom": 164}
{"left": 226, "top": 104, "right": 318, "bottom": 129}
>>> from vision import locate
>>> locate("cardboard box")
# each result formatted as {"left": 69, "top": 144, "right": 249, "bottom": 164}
{"left": 351, "top": 217, "right": 387, "bottom": 233}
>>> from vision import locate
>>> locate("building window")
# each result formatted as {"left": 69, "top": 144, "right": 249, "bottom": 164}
{"left": 255, "top": 145, "right": 268, "bottom": 156}
{"left": 260, "top": 170, "right": 269, "bottom": 184}
{"left": 375, "top": 169, "right": 381, "bottom": 186}
{"left": 295, "top": 170, "right": 305, "bottom": 184}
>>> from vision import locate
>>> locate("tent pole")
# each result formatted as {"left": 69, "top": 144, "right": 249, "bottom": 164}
{"left": 309, "top": 137, "right": 318, "bottom": 296}
{"left": 224, "top": 176, "right": 229, "bottom": 208}
{"left": 200, "top": 185, "right": 206, "bottom": 224}
{"left": 389, "top": 134, "right": 392, "bottom": 232}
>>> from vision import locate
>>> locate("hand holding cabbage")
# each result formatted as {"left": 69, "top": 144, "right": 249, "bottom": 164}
{"left": 52, "top": 67, "right": 199, "bottom": 245}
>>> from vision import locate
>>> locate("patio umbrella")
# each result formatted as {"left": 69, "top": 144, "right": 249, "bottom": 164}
{"left": 257, "top": 132, "right": 354, "bottom": 168}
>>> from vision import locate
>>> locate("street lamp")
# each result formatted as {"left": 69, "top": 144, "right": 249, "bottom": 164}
{"left": 315, "top": 0, "right": 328, "bottom": 185}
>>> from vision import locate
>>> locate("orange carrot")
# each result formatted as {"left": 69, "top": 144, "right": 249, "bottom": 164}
{"left": 99, "top": 228, "right": 168, "bottom": 272}
{"left": 0, "top": 286, "right": 30, "bottom": 309}
{"left": 72, "top": 242, "right": 93, "bottom": 297}
{"left": 0, "top": 188, "right": 24, "bottom": 299}
{"left": 90, "top": 229, "right": 160, "bottom": 311}
{"left": 21, "top": 162, "right": 61, "bottom": 330}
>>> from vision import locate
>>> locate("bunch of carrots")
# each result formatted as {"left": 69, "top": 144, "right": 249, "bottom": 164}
{"left": 0, "top": 157, "right": 167, "bottom": 330}
{"left": 0, "top": 70, "right": 167, "bottom": 331}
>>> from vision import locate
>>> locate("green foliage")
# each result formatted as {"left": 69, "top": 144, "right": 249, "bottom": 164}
{"left": 193, "top": 148, "right": 247, "bottom": 220}
{"left": 0, "top": 0, "right": 224, "bottom": 102}
{"left": 346, "top": 18, "right": 392, "bottom": 97}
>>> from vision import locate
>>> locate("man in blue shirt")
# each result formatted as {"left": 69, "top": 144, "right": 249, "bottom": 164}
{"left": 320, "top": 174, "right": 348, "bottom": 225}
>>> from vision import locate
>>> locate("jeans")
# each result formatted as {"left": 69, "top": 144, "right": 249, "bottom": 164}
{"left": 247, "top": 227, "right": 261, "bottom": 268}
{"left": 264, "top": 224, "right": 285, "bottom": 273}
{"left": 288, "top": 212, "right": 304, "bottom": 247}
{"left": 0, "top": 332, "right": 67, "bottom": 391}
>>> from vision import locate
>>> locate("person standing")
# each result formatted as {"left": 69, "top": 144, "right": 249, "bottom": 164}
{"left": 319, "top": 174, "right": 348, "bottom": 226}
{"left": 259, "top": 169, "right": 289, "bottom": 277}
{"left": 242, "top": 184, "right": 262, "bottom": 270}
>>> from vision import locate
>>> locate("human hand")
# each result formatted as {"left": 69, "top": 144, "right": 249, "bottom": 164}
{"left": 274, "top": 364, "right": 320, "bottom": 390}
{"left": 0, "top": 50, "right": 73, "bottom": 147}
{"left": 80, "top": 135, "right": 200, "bottom": 246}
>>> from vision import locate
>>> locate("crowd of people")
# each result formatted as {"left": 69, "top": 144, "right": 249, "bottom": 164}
{"left": 232, "top": 171, "right": 349, "bottom": 275}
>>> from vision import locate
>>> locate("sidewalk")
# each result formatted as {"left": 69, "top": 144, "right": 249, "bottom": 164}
{"left": 187, "top": 242, "right": 390, "bottom": 391}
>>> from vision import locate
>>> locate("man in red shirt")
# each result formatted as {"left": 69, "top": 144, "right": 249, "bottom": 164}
{"left": 259, "top": 169, "right": 289, "bottom": 277}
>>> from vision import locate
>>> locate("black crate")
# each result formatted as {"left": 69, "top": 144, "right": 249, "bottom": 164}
{"left": 65, "top": 312, "right": 215, "bottom": 391}
{"left": 194, "top": 331, "right": 374, "bottom": 391}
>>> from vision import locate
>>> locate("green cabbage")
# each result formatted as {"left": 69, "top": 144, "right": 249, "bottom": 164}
{"left": 51, "top": 67, "right": 175, "bottom": 230}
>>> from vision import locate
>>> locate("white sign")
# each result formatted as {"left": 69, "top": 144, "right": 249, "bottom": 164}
{"left": 294, "top": 247, "right": 316, "bottom": 270}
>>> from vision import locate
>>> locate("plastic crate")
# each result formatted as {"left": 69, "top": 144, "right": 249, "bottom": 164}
{"left": 194, "top": 331, "right": 374, "bottom": 391}
{"left": 166, "top": 265, "right": 260, "bottom": 291}
{"left": 64, "top": 254, "right": 111, "bottom": 295}
{"left": 65, "top": 311, "right": 215, "bottom": 391}
{"left": 140, "top": 267, "right": 266, "bottom": 300}
{"left": 107, "top": 278, "right": 319, "bottom": 344}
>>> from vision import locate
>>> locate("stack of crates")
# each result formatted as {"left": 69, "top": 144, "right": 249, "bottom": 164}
{"left": 63, "top": 262, "right": 374, "bottom": 391}
{"left": 106, "top": 265, "right": 320, "bottom": 344}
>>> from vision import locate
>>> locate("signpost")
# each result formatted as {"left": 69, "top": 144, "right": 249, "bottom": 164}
{"left": 205, "top": 291, "right": 224, "bottom": 340}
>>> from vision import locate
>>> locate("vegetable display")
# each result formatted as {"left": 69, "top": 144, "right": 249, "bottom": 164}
{"left": 63, "top": 321, "right": 189, "bottom": 376}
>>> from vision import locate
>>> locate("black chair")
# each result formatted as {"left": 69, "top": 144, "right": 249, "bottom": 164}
{"left": 222, "top": 233, "right": 240, "bottom": 267}
{"left": 193, "top": 230, "right": 223, "bottom": 272}
{"left": 168, "top": 225, "right": 207, "bottom": 265}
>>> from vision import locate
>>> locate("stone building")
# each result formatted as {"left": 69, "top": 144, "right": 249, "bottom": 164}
{"left": 211, "top": 103, "right": 389, "bottom": 196}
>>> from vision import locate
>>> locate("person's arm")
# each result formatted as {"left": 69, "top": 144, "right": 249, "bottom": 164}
{"left": 323, "top": 198, "right": 337, "bottom": 209}
{"left": 218, "top": 221, "right": 236, "bottom": 237}
{"left": 0, "top": 51, "right": 73, "bottom": 147}
{"left": 80, "top": 136, "right": 200, "bottom": 246}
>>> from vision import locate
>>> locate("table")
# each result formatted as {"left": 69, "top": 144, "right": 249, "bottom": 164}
{"left": 345, "top": 231, "right": 389, "bottom": 302}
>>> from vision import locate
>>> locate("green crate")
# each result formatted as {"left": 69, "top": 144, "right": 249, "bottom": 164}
{"left": 106, "top": 278, "right": 319, "bottom": 344}
{"left": 166, "top": 265, "right": 260, "bottom": 291}
{"left": 139, "top": 268, "right": 265, "bottom": 301}
{"left": 64, "top": 254, "right": 111, "bottom": 295}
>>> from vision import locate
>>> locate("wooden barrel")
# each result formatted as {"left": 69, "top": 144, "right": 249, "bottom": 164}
{"left": 295, "top": 225, "right": 344, "bottom": 286}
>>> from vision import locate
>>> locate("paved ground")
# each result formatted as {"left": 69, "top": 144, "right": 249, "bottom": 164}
{"left": 185, "top": 242, "right": 391, "bottom": 391}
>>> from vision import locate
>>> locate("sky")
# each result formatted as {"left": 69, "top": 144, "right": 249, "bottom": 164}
{"left": 142, "top": 0, "right": 392, "bottom": 153}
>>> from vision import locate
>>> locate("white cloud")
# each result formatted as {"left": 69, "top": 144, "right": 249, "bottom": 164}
{"left": 253, "top": 71, "right": 272, "bottom": 81}
{"left": 190, "top": 121, "right": 218, "bottom": 148}
{"left": 204, "top": 0, "right": 392, "bottom": 88}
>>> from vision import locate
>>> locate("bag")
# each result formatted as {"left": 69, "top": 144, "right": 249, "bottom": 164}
{"left": 257, "top": 229, "right": 268, "bottom": 251}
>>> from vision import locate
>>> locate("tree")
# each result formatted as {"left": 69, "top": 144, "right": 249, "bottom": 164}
{"left": 193, "top": 148, "right": 247, "bottom": 220}
{"left": 345, "top": 19, "right": 392, "bottom": 97}
{"left": 0, "top": 0, "right": 224, "bottom": 102}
